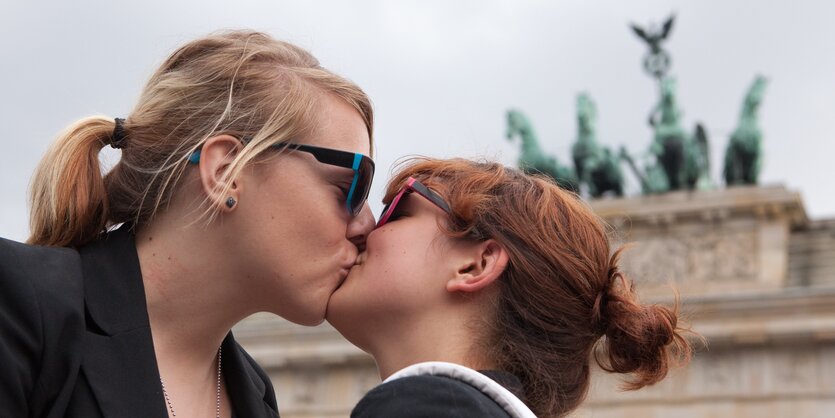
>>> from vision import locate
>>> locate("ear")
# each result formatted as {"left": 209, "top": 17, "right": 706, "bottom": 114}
{"left": 446, "top": 239, "right": 509, "bottom": 294}
{"left": 197, "top": 135, "right": 244, "bottom": 211}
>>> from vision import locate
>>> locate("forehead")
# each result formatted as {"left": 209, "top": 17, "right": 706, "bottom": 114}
{"left": 305, "top": 93, "right": 370, "bottom": 156}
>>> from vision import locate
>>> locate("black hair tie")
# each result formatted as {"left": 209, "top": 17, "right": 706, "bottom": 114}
{"left": 111, "top": 118, "right": 127, "bottom": 149}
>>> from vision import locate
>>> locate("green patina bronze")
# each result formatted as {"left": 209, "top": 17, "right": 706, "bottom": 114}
{"left": 630, "top": 14, "right": 675, "bottom": 80}
{"left": 724, "top": 75, "right": 768, "bottom": 185}
{"left": 648, "top": 77, "right": 711, "bottom": 191}
{"left": 628, "top": 13, "right": 712, "bottom": 194}
{"left": 505, "top": 109, "right": 579, "bottom": 192}
{"left": 571, "top": 93, "right": 624, "bottom": 197}
{"left": 504, "top": 13, "right": 765, "bottom": 198}
{"left": 618, "top": 145, "right": 670, "bottom": 195}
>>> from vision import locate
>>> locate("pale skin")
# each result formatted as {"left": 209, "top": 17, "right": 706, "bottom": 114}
{"left": 136, "top": 94, "right": 375, "bottom": 417}
{"left": 327, "top": 188, "right": 510, "bottom": 379}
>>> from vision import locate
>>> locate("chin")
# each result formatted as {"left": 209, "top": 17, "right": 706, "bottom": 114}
{"left": 265, "top": 296, "right": 328, "bottom": 327}
{"left": 267, "top": 308, "right": 326, "bottom": 327}
{"left": 288, "top": 308, "right": 328, "bottom": 326}
{"left": 324, "top": 290, "right": 349, "bottom": 327}
{"left": 299, "top": 316, "right": 326, "bottom": 327}
{"left": 298, "top": 279, "right": 347, "bottom": 326}
{"left": 324, "top": 287, "right": 345, "bottom": 323}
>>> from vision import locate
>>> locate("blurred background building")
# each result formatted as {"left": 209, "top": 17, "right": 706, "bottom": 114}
{"left": 234, "top": 184, "right": 835, "bottom": 417}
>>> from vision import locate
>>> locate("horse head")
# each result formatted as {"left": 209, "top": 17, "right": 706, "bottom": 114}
{"left": 506, "top": 109, "right": 529, "bottom": 141}
{"left": 576, "top": 93, "right": 597, "bottom": 138}
{"left": 743, "top": 75, "right": 768, "bottom": 115}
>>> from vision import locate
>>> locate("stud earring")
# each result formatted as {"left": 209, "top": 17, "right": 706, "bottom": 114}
{"left": 226, "top": 197, "right": 236, "bottom": 208}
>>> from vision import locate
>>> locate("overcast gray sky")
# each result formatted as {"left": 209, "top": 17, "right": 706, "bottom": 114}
{"left": 1, "top": 1, "right": 833, "bottom": 242}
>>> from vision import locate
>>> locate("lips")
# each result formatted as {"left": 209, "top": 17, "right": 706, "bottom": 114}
{"left": 353, "top": 252, "right": 367, "bottom": 266}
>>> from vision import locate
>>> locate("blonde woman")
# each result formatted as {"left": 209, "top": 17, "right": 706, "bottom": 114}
{"left": 0, "top": 31, "right": 375, "bottom": 418}
{"left": 328, "top": 158, "right": 692, "bottom": 417}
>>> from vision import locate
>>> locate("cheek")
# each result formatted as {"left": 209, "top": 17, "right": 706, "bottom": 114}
{"left": 268, "top": 179, "right": 346, "bottom": 252}
{"left": 286, "top": 202, "right": 343, "bottom": 249}
{"left": 241, "top": 169, "right": 350, "bottom": 288}
{"left": 361, "top": 229, "right": 444, "bottom": 301}
{"left": 367, "top": 226, "right": 420, "bottom": 269}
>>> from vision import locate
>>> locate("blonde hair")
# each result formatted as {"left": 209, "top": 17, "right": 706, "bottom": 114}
{"left": 28, "top": 30, "right": 373, "bottom": 247}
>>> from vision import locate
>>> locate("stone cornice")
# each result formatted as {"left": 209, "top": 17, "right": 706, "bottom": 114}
{"left": 589, "top": 184, "right": 809, "bottom": 229}
{"left": 676, "top": 285, "right": 835, "bottom": 348}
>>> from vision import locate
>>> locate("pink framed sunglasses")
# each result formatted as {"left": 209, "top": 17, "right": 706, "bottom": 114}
{"left": 377, "top": 177, "right": 451, "bottom": 227}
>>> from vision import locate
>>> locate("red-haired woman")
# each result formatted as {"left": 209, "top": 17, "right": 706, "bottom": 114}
{"left": 328, "top": 158, "right": 693, "bottom": 418}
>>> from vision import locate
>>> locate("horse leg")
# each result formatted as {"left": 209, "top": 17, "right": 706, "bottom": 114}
{"left": 742, "top": 151, "right": 756, "bottom": 184}
{"left": 661, "top": 139, "right": 684, "bottom": 190}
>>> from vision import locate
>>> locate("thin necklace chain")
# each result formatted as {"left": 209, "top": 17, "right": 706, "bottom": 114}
{"left": 160, "top": 346, "right": 223, "bottom": 418}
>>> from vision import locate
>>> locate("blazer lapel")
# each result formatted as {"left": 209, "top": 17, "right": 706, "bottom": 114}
{"left": 222, "top": 333, "right": 280, "bottom": 417}
{"left": 79, "top": 225, "right": 168, "bottom": 418}
{"left": 77, "top": 225, "right": 278, "bottom": 417}
{"left": 82, "top": 330, "right": 168, "bottom": 417}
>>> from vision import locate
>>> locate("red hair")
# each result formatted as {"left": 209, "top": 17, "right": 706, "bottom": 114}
{"left": 384, "top": 158, "right": 693, "bottom": 417}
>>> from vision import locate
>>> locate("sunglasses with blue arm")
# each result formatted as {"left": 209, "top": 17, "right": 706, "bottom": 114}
{"left": 189, "top": 140, "right": 375, "bottom": 216}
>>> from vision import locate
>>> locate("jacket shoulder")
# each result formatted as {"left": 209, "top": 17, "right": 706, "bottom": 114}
{"left": 0, "top": 237, "right": 84, "bottom": 416}
{"left": 0, "top": 237, "right": 83, "bottom": 320}
{"left": 351, "top": 375, "right": 511, "bottom": 418}
{"left": 0, "top": 237, "right": 82, "bottom": 285}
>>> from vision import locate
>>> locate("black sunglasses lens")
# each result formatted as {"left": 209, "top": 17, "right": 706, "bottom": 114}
{"left": 350, "top": 157, "right": 375, "bottom": 215}
{"left": 378, "top": 200, "right": 393, "bottom": 223}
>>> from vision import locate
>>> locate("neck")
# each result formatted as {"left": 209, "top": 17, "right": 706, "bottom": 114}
{"left": 368, "top": 311, "right": 495, "bottom": 380}
{"left": 136, "top": 215, "right": 252, "bottom": 371}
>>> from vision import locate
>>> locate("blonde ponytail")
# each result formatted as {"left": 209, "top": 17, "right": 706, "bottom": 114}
{"left": 28, "top": 116, "right": 115, "bottom": 247}
{"left": 27, "top": 31, "right": 373, "bottom": 248}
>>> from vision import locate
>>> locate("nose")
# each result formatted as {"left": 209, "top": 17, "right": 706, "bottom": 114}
{"left": 347, "top": 203, "right": 375, "bottom": 252}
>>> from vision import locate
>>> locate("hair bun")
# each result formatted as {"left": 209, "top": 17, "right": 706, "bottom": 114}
{"left": 591, "top": 258, "right": 629, "bottom": 335}
{"left": 593, "top": 249, "right": 692, "bottom": 390}
{"left": 591, "top": 286, "right": 609, "bottom": 336}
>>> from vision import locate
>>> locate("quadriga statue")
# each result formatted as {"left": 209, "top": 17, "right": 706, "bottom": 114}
{"left": 648, "top": 77, "right": 710, "bottom": 191}
{"left": 506, "top": 109, "right": 579, "bottom": 192}
{"left": 724, "top": 75, "right": 768, "bottom": 186}
{"left": 571, "top": 93, "right": 624, "bottom": 198}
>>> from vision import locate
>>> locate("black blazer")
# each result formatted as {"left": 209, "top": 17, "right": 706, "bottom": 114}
{"left": 0, "top": 226, "right": 279, "bottom": 418}
{"left": 351, "top": 371, "right": 525, "bottom": 418}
